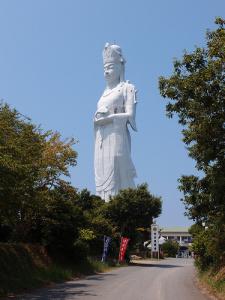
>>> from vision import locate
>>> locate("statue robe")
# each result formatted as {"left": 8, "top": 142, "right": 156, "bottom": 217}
{"left": 94, "top": 81, "right": 137, "bottom": 201}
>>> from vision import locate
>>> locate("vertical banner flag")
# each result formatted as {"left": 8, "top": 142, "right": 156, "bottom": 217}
{"left": 101, "top": 236, "right": 111, "bottom": 262}
{"left": 118, "top": 237, "right": 130, "bottom": 262}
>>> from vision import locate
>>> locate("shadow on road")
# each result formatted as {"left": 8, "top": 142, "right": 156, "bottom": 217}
{"left": 85, "top": 273, "right": 117, "bottom": 280}
{"left": 15, "top": 282, "right": 97, "bottom": 300}
{"left": 15, "top": 273, "right": 117, "bottom": 300}
{"left": 129, "top": 262, "right": 183, "bottom": 268}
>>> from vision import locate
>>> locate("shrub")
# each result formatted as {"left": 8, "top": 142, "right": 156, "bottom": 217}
{"left": 161, "top": 240, "right": 179, "bottom": 257}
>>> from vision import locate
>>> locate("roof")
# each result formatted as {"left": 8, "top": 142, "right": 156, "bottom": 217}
{"left": 160, "top": 226, "right": 190, "bottom": 233}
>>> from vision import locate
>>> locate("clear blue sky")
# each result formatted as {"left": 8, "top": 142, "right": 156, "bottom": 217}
{"left": 0, "top": 0, "right": 224, "bottom": 227}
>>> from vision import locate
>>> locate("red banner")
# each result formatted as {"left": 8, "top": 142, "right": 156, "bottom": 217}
{"left": 118, "top": 237, "right": 130, "bottom": 262}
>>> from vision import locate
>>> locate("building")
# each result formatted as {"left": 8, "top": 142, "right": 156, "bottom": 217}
{"left": 160, "top": 226, "right": 192, "bottom": 246}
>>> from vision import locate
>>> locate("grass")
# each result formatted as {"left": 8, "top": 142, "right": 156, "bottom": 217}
{"left": 0, "top": 243, "right": 116, "bottom": 298}
{"left": 198, "top": 267, "right": 225, "bottom": 300}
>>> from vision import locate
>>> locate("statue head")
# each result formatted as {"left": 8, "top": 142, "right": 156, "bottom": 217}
{"left": 103, "top": 43, "right": 126, "bottom": 83}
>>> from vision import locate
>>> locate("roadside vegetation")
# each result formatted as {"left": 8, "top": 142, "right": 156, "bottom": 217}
{"left": 159, "top": 17, "right": 225, "bottom": 298}
{"left": 0, "top": 102, "right": 162, "bottom": 296}
{"left": 198, "top": 267, "right": 225, "bottom": 300}
{"left": 161, "top": 240, "right": 179, "bottom": 258}
{"left": 0, "top": 243, "right": 114, "bottom": 297}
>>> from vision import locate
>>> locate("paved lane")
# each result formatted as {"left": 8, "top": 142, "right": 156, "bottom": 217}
{"left": 15, "top": 258, "right": 212, "bottom": 300}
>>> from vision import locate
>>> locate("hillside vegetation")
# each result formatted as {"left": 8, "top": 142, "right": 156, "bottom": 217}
{"left": 0, "top": 102, "right": 162, "bottom": 296}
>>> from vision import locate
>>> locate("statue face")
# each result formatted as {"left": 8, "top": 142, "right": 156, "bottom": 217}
{"left": 104, "top": 63, "right": 121, "bottom": 83}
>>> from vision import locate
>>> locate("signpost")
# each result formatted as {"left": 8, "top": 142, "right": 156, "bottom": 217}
{"left": 151, "top": 223, "right": 159, "bottom": 259}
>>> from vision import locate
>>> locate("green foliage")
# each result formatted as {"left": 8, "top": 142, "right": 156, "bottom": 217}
{"left": 74, "top": 189, "right": 113, "bottom": 256}
{"left": 41, "top": 183, "right": 84, "bottom": 258}
{"left": 199, "top": 267, "right": 225, "bottom": 299}
{"left": 0, "top": 243, "right": 56, "bottom": 296}
{"left": 79, "top": 229, "right": 96, "bottom": 241}
{"left": 191, "top": 228, "right": 213, "bottom": 270}
{"left": 190, "top": 221, "right": 225, "bottom": 270}
{"left": 159, "top": 18, "right": 225, "bottom": 270}
{"left": 105, "top": 184, "right": 162, "bottom": 248}
{"left": 73, "top": 239, "right": 90, "bottom": 261}
{"left": 0, "top": 102, "right": 77, "bottom": 243}
{"left": 0, "top": 243, "right": 113, "bottom": 296}
{"left": 161, "top": 240, "right": 179, "bottom": 257}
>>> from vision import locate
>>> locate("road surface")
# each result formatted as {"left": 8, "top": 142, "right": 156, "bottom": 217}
{"left": 15, "top": 258, "right": 212, "bottom": 300}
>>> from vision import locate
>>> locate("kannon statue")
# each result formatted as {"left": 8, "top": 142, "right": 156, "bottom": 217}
{"left": 94, "top": 43, "right": 137, "bottom": 201}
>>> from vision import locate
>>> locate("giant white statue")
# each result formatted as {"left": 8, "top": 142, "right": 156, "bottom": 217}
{"left": 94, "top": 43, "right": 137, "bottom": 201}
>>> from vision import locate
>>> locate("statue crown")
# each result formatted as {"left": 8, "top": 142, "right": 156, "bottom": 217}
{"left": 103, "top": 43, "right": 126, "bottom": 65}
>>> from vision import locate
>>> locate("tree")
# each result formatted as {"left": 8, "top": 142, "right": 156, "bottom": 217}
{"left": 161, "top": 240, "right": 179, "bottom": 258}
{"left": 159, "top": 18, "right": 225, "bottom": 268}
{"left": 75, "top": 189, "right": 113, "bottom": 256}
{"left": 0, "top": 103, "right": 77, "bottom": 242}
{"left": 105, "top": 184, "right": 162, "bottom": 248}
{"left": 42, "top": 181, "right": 85, "bottom": 259}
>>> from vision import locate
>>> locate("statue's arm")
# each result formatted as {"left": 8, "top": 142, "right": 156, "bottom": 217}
{"left": 123, "top": 83, "right": 137, "bottom": 131}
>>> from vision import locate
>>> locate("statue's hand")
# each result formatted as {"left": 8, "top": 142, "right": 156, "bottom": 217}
{"left": 94, "top": 115, "right": 114, "bottom": 126}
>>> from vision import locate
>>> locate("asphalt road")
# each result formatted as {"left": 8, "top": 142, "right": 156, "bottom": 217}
{"left": 15, "top": 258, "right": 213, "bottom": 300}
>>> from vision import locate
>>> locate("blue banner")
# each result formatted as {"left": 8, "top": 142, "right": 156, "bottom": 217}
{"left": 101, "top": 236, "right": 111, "bottom": 262}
